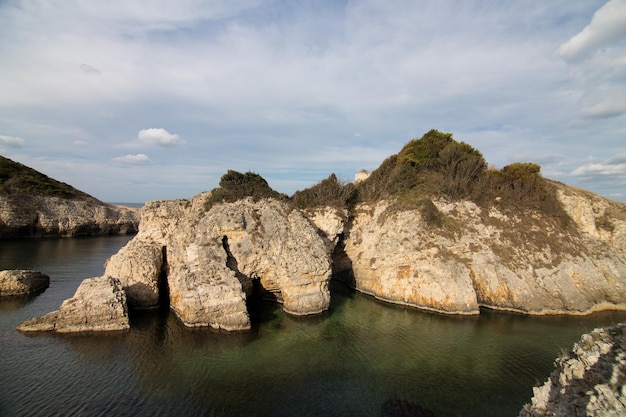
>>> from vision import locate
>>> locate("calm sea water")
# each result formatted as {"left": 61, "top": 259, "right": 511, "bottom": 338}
{"left": 1, "top": 236, "right": 625, "bottom": 417}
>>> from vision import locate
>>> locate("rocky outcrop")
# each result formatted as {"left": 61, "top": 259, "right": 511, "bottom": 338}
{"left": 0, "top": 194, "right": 139, "bottom": 238}
{"left": 104, "top": 194, "right": 332, "bottom": 330}
{"left": 0, "top": 270, "right": 49, "bottom": 296}
{"left": 332, "top": 188, "right": 626, "bottom": 315}
{"left": 17, "top": 276, "right": 130, "bottom": 333}
{"left": 519, "top": 323, "right": 626, "bottom": 417}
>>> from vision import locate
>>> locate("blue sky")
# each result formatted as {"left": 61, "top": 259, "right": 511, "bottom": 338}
{"left": 1, "top": 0, "right": 625, "bottom": 203}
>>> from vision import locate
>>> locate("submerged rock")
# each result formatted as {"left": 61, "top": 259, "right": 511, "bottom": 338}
{"left": 519, "top": 323, "right": 626, "bottom": 417}
{"left": 17, "top": 276, "right": 130, "bottom": 333}
{"left": 0, "top": 270, "right": 50, "bottom": 296}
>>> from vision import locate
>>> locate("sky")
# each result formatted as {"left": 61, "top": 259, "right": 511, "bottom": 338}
{"left": 1, "top": 0, "right": 625, "bottom": 203}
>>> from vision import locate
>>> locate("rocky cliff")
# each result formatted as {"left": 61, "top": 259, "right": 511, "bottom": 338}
{"left": 15, "top": 130, "right": 626, "bottom": 334}
{"left": 103, "top": 193, "right": 332, "bottom": 330}
{"left": 519, "top": 323, "right": 626, "bottom": 417}
{"left": 0, "top": 155, "right": 139, "bottom": 237}
{"left": 328, "top": 183, "right": 626, "bottom": 315}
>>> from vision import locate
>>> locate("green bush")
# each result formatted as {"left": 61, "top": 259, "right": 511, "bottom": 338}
{"left": 204, "top": 170, "right": 286, "bottom": 209}
{"left": 291, "top": 173, "right": 357, "bottom": 210}
{"left": 355, "top": 129, "right": 486, "bottom": 202}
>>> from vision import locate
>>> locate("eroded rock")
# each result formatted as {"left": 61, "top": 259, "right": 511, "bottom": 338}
{"left": 107, "top": 195, "right": 332, "bottom": 330}
{"left": 17, "top": 276, "right": 130, "bottom": 333}
{"left": 519, "top": 323, "right": 626, "bottom": 417}
{"left": 336, "top": 195, "right": 626, "bottom": 315}
{"left": 0, "top": 270, "right": 50, "bottom": 296}
{"left": 104, "top": 239, "right": 164, "bottom": 309}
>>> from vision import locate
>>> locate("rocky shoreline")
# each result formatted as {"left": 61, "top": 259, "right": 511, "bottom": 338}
{"left": 519, "top": 323, "right": 626, "bottom": 417}
{"left": 0, "top": 194, "right": 139, "bottom": 238}
{"left": 17, "top": 181, "right": 626, "bottom": 335}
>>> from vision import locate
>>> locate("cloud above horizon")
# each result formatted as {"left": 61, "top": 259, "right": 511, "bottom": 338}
{"left": 0, "top": 0, "right": 624, "bottom": 202}
{"left": 138, "top": 128, "right": 185, "bottom": 146}
{"left": 558, "top": 0, "right": 626, "bottom": 61}
{"left": 113, "top": 153, "right": 153, "bottom": 165}
{"left": 0, "top": 135, "right": 26, "bottom": 148}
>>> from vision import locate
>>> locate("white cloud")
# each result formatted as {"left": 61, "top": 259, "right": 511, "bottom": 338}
{"left": 0, "top": 135, "right": 26, "bottom": 148}
{"left": 558, "top": 0, "right": 626, "bottom": 62}
{"left": 558, "top": 0, "right": 626, "bottom": 122}
{"left": 581, "top": 87, "right": 626, "bottom": 119}
{"left": 112, "top": 153, "right": 153, "bottom": 165}
{"left": 1, "top": 1, "right": 625, "bottom": 202}
{"left": 571, "top": 152, "right": 626, "bottom": 178}
{"left": 137, "top": 128, "right": 184, "bottom": 146}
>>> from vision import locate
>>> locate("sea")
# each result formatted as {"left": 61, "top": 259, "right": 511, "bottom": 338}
{"left": 1, "top": 234, "right": 625, "bottom": 417}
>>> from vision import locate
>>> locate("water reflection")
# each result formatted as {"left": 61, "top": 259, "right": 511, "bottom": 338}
{"left": 36, "top": 282, "right": 626, "bottom": 417}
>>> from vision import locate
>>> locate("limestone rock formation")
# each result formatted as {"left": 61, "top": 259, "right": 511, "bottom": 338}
{"left": 0, "top": 155, "right": 139, "bottom": 238}
{"left": 0, "top": 270, "right": 50, "bottom": 296}
{"left": 0, "top": 194, "right": 140, "bottom": 238}
{"left": 104, "top": 194, "right": 332, "bottom": 331}
{"left": 334, "top": 188, "right": 626, "bottom": 315}
{"left": 519, "top": 323, "right": 626, "bottom": 417}
{"left": 17, "top": 276, "right": 130, "bottom": 333}
{"left": 104, "top": 239, "right": 164, "bottom": 309}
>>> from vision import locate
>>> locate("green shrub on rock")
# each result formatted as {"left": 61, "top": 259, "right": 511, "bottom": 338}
{"left": 204, "top": 170, "right": 286, "bottom": 210}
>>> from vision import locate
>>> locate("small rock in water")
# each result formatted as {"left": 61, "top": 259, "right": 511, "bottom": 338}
{"left": 17, "top": 276, "right": 130, "bottom": 333}
{"left": 0, "top": 270, "right": 50, "bottom": 297}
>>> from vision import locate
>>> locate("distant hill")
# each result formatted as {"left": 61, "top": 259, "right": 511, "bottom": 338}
{"left": 0, "top": 155, "right": 94, "bottom": 200}
{"left": 0, "top": 155, "right": 139, "bottom": 238}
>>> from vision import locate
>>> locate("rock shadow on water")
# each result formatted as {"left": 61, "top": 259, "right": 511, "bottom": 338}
{"left": 381, "top": 398, "right": 436, "bottom": 417}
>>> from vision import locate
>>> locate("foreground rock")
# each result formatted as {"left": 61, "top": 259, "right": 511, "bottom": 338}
{"left": 0, "top": 270, "right": 49, "bottom": 296}
{"left": 17, "top": 276, "right": 130, "bottom": 333}
{"left": 333, "top": 186, "right": 626, "bottom": 315}
{"left": 519, "top": 323, "right": 626, "bottom": 417}
{"left": 104, "top": 194, "right": 332, "bottom": 330}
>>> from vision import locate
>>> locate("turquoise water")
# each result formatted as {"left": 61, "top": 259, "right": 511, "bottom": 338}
{"left": 1, "top": 236, "right": 625, "bottom": 416}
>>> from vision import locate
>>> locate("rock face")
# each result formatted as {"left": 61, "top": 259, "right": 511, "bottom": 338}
{"left": 0, "top": 194, "right": 139, "bottom": 238}
{"left": 105, "top": 194, "right": 332, "bottom": 330}
{"left": 332, "top": 184, "right": 626, "bottom": 315}
{"left": 0, "top": 270, "right": 50, "bottom": 296}
{"left": 104, "top": 239, "right": 164, "bottom": 310}
{"left": 519, "top": 323, "right": 626, "bottom": 417}
{"left": 17, "top": 276, "right": 130, "bottom": 333}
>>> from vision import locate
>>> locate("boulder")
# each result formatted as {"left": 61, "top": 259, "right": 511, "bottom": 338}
{"left": 16, "top": 276, "right": 130, "bottom": 333}
{"left": 519, "top": 323, "right": 626, "bottom": 417}
{"left": 0, "top": 270, "right": 50, "bottom": 296}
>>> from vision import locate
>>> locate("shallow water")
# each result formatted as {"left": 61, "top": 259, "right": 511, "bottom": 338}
{"left": 1, "top": 236, "right": 625, "bottom": 417}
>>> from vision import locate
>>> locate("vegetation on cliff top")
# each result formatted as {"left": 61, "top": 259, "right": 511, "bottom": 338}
{"left": 0, "top": 155, "right": 92, "bottom": 200}
{"left": 293, "top": 130, "right": 569, "bottom": 224}
{"left": 204, "top": 170, "right": 287, "bottom": 210}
